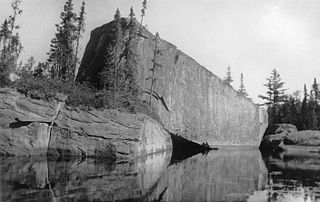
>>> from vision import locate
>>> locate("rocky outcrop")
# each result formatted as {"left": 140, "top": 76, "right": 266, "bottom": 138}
{"left": 259, "top": 124, "right": 297, "bottom": 153}
{"left": 77, "top": 20, "right": 268, "bottom": 147}
{"left": 260, "top": 124, "right": 320, "bottom": 153}
{"left": 0, "top": 88, "right": 171, "bottom": 158}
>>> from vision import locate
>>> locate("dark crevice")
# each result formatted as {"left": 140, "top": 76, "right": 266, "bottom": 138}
{"left": 9, "top": 120, "right": 33, "bottom": 128}
{"left": 9, "top": 118, "right": 55, "bottom": 129}
{"left": 169, "top": 132, "right": 217, "bottom": 165}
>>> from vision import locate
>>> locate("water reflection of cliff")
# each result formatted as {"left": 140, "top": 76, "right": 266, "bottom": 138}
{"left": 163, "top": 149, "right": 268, "bottom": 202}
{"left": 0, "top": 151, "right": 171, "bottom": 201}
{"left": 0, "top": 149, "right": 268, "bottom": 202}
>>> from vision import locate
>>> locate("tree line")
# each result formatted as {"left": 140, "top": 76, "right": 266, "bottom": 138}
{"left": 259, "top": 68, "right": 320, "bottom": 130}
{"left": 0, "top": 0, "right": 163, "bottom": 114}
{"left": 0, "top": 0, "right": 86, "bottom": 83}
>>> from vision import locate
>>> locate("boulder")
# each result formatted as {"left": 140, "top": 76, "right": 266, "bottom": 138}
{"left": 259, "top": 124, "right": 297, "bottom": 153}
{"left": 264, "top": 124, "right": 297, "bottom": 136}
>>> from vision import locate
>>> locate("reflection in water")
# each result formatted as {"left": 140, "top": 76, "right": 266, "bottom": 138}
{"left": 0, "top": 149, "right": 268, "bottom": 202}
{"left": 248, "top": 153, "right": 320, "bottom": 202}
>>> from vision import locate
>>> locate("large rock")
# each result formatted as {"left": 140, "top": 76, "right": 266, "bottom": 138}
{"left": 77, "top": 20, "right": 268, "bottom": 147}
{"left": 0, "top": 88, "right": 171, "bottom": 159}
{"left": 259, "top": 124, "right": 297, "bottom": 153}
{"left": 264, "top": 123, "right": 297, "bottom": 136}
{"left": 284, "top": 130, "right": 320, "bottom": 146}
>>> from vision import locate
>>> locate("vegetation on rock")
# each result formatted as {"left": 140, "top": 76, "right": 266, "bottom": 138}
{"left": 223, "top": 65, "right": 233, "bottom": 85}
{"left": 238, "top": 73, "right": 248, "bottom": 97}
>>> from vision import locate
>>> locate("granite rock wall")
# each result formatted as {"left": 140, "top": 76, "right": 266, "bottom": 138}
{"left": 77, "top": 20, "right": 268, "bottom": 147}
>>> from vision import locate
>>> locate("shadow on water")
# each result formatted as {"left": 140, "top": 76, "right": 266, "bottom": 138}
{"left": 169, "top": 133, "right": 217, "bottom": 165}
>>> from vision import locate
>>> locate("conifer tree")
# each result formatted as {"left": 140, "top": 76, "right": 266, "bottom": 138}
{"left": 74, "top": 1, "right": 86, "bottom": 73}
{"left": 0, "top": 0, "right": 22, "bottom": 86}
{"left": 140, "top": 0, "right": 147, "bottom": 26}
{"left": 121, "top": 7, "right": 139, "bottom": 99}
{"left": 100, "top": 8, "right": 141, "bottom": 108}
{"left": 312, "top": 77, "right": 319, "bottom": 103}
{"left": 238, "top": 73, "right": 248, "bottom": 97}
{"left": 148, "top": 32, "right": 161, "bottom": 106}
{"left": 259, "top": 69, "right": 286, "bottom": 124}
{"left": 47, "top": 0, "right": 77, "bottom": 81}
{"left": 223, "top": 65, "right": 233, "bottom": 85}
{"left": 112, "top": 8, "right": 123, "bottom": 104}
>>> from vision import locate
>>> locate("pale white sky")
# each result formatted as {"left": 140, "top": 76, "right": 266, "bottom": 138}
{"left": 1, "top": 0, "right": 320, "bottom": 103}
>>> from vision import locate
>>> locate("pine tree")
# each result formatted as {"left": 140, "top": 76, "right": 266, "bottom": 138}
{"left": 308, "top": 91, "right": 318, "bottom": 130}
{"left": 259, "top": 69, "right": 286, "bottom": 124}
{"left": 47, "top": 0, "right": 77, "bottom": 81}
{"left": 303, "top": 84, "right": 308, "bottom": 99}
{"left": 100, "top": 8, "right": 140, "bottom": 108}
{"left": 0, "top": 0, "right": 22, "bottom": 86}
{"left": 238, "top": 73, "right": 248, "bottom": 97}
{"left": 74, "top": 1, "right": 86, "bottom": 75}
{"left": 112, "top": 8, "right": 123, "bottom": 105}
{"left": 223, "top": 65, "right": 233, "bottom": 85}
{"left": 7, "top": 0, "right": 22, "bottom": 57}
{"left": 148, "top": 32, "right": 162, "bottom": 106}
{"left": 140, "top": 0, "right": 147, "bottom": 26}
{"left": 121, "top": 7, "right": 139, "bottom": 99}
{"left": 312, "top": 77, "right": 319, "bottom": 103}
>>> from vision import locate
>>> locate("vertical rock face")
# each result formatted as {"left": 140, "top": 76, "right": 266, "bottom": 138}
{"left": 0, "top": 88, "right": 171, "bottom": 158}
{"left": 77, "top": 21, "right": 268, "bottom": 146}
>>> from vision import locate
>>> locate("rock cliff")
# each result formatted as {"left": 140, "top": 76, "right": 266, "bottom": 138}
{"left": 0, "top": 88, "right": 171, "bottom": 158}
{"left": 77, "top": 20, "right": 268, "bottom": 146}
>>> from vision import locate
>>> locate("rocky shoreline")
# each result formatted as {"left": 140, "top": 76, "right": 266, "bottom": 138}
{"left": 0, "top": 88, "right": 172, "bottom": 159}
{"left": 260, "top": 123, "right": 320, "bottom": 154}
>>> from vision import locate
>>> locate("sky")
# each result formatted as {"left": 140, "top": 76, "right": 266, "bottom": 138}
{"left": 1, "top": 0, "right": 320, "bottom": 103}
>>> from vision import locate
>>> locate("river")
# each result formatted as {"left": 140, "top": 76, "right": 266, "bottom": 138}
{"left": 1, "top": 148, "right": 320, "bottom": 201}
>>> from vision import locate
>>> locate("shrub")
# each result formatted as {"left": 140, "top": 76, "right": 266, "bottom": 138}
{"left": 11, "top": 75, "right": 162, "bottom": 123}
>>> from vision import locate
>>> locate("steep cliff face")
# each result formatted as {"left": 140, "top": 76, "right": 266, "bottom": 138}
{"left": 77, "top": 21, "right": 268, "bottom": 146}
{"left": 0, "top": 88, "right": 171, "bottom": 158}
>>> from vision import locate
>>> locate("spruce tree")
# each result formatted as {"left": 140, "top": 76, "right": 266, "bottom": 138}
{"left": 238, "top": 73, "right": 248, "bottom": 97}
{"left": 259, "top": 69, "right": 286, "bottom": 124}
{"left": 223, "top": 65, "right": 233, "bottom": 85}
{"left": 312, "top": 77, "right": 319, "bottom": 103}
{"left": 47, "top": 0, "right": 77, "bottom": 81}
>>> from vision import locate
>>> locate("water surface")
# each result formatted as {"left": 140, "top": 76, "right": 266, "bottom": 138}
{"left": 1, "top": 148, "right": 320, "bottom": 201}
